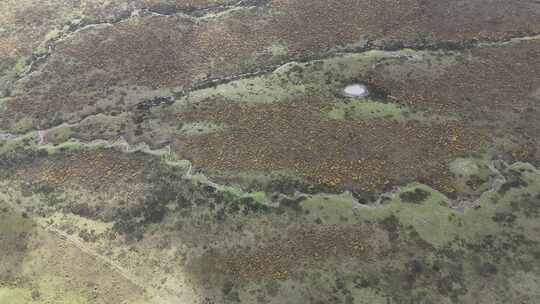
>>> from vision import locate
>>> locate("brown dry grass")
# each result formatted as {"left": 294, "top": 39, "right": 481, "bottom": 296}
{"left": 177, "top": 98, "right": 480, "bottom": 193}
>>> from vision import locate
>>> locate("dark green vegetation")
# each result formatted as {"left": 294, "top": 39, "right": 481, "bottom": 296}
{"left": 2, "top": 145, "right": 540, "bottom": 303}
{"left": 399, "top": 188, "right": 431, "bottom": 204}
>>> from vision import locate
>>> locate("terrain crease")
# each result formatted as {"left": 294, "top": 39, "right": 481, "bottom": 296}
{"left": 2, "top": 32, "right": 540, "bottom": 138}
